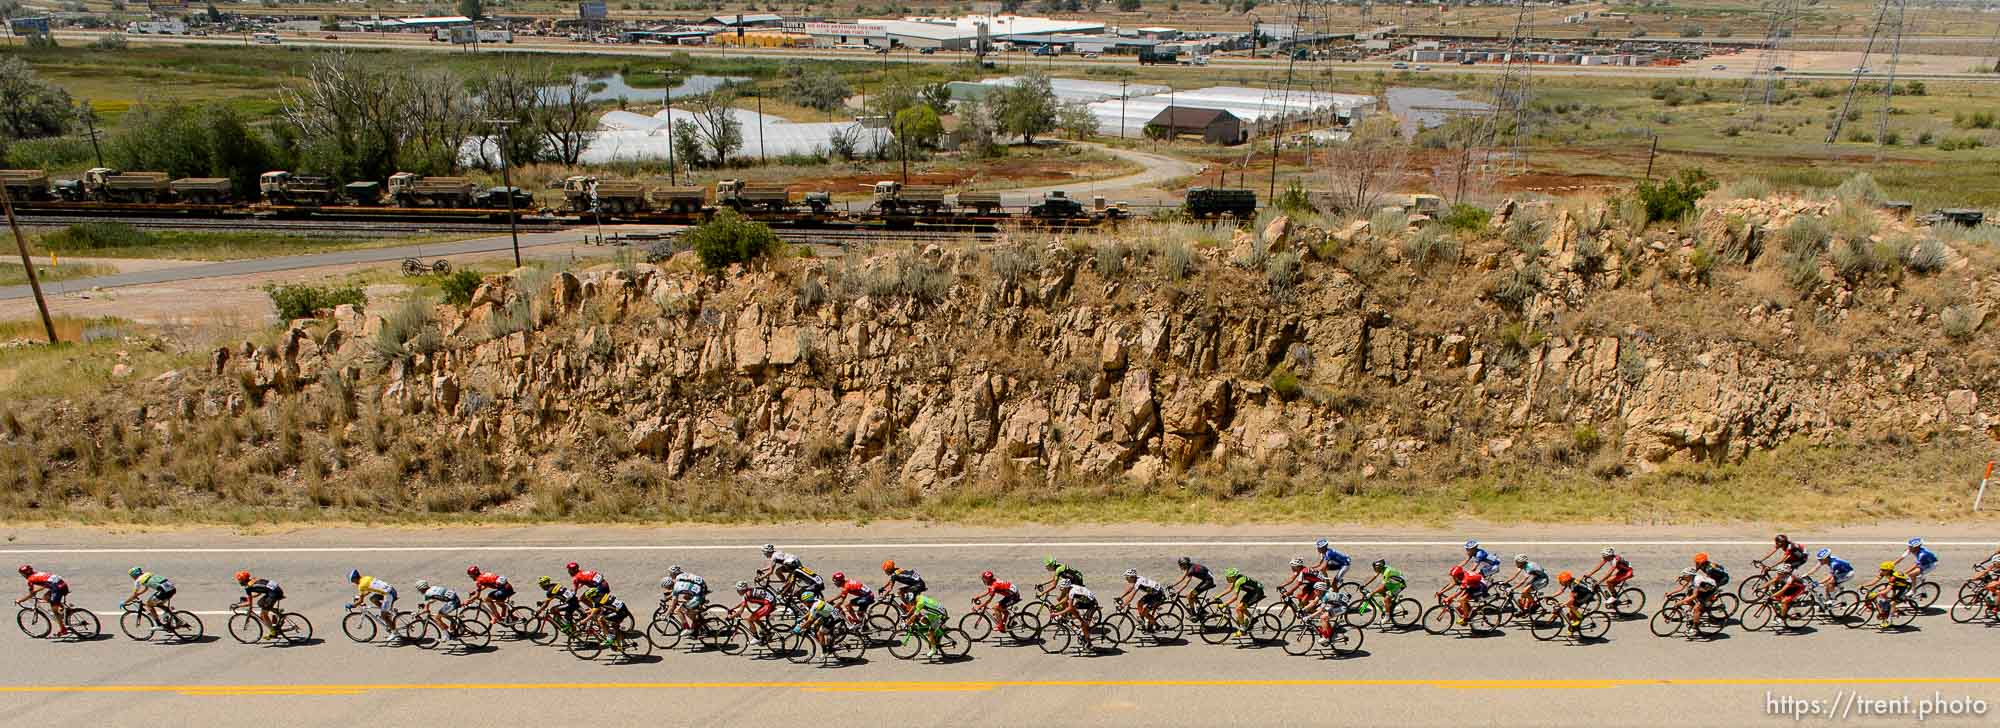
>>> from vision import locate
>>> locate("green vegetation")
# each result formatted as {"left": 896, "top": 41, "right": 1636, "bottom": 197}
{"left": 1635, "top": 168, "right": 1716, "bottom": 224}
{"left": 35, "top": 222, "right": 463, "bottom": 261}
{"left": 1439, "top": 203, "right": 1491, "bottom": 233}
{"left": 0, "top": 260, "right": 115, "bottom": 285}
{"left": 438, "top": 269, "right": 485, "bottom": 307}
{"left": 688, "top": 210, "right": 779, "bottom": 271}
{"left": 264, "top": 282, "right": 366, "bottom": 321}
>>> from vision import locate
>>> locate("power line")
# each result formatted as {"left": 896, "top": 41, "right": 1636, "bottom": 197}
{"left": 1826, "top": 0, "right": 1894, "bottom": 144}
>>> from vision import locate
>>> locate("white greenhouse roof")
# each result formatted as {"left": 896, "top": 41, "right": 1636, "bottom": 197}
{"left": 977, "top": 76, "right": 1169, "bottom": 103}
{"left": 1083, "top": 86, "right": 1376, "bottom": 137}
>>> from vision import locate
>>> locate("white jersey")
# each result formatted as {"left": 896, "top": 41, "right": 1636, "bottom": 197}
{"left": 1134, "top": 577, "right": 1163, "bottom": 594}
{"left": 1068, "top": 585, "right": 1098, "bottom": 603}
{"left": 1689, "top": 572, "right": 1718, "bottom": 591}
{"left": 674, "top": 574, "right": 706, "bottom": 594}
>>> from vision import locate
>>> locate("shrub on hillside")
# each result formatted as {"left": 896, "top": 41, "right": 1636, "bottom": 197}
{"left": 688, "top": 210, "right": 779, "bottom": 271}
{"left": 264, "top": 283, "right": 366, "bottom": 321}
{"left": 1634, "top": 168, "right": 1716, "bottom": 225}
{"left": 438, "top": 270, "right": 484, "bottom": 307}
{"left": 1439, "top": 203, "right": 1491, "bottom": 233}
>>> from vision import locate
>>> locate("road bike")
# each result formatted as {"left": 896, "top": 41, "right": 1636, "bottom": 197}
{"left": 398, "top": 607, "right": 490, "bottom": 650}
{"left": 781, "top": 618, "right": 869, "bottom": 665}
{"left": 1848, "top": 588, "right": 1922, "bottom": 630}
{"left": 15, "top": 599, "right": 99, "bottom": 640}
{"left": 1528, "top": 601, "right": 1612, "bottom": 642}
{"left": 228, "top": 602, "right": 313, "bottom": 645}
{"left": 886, "top": 618, "right": 973, "bottom": 662}
{"left": 1421, "top": 589, "right": 1505, "bottom": 636}
{"left": 1648, "top": 596, "right": 1729, "bottom": 639}
{"left": 1345, "top": 589, "right": 1423, "bottom": 630}
{"left": 1948, "top": 588, "right": 2000, "bottom": 624}
{"left": 1577, "top": 576, "right": 1647, "bottom": 618}
{"left": 567, "top": 617, "right": 652, "bottom": 661}
{"left": 118, "top": 599, "right": 203, "bottom": 642}
{"left": 1198, "top": 602, "right": 1283, "bottom": 646}
{"left": 1100, "top": 599, "right": 1185, "bottom": 645}
{"left": 1281, "top": 612, "right": 1365, "bottom": 658}
{"left": 1738, "top": 591, "right": 1808, "bottom": 632}
{"left": 1788, "top": 578, "right": 1862, "bottom": 626}
{"left": 340, "top": 604, "right": 413, "bottom": 643}
{"left": 645, "top": 599, "right": 730, "bottom": 650}
{"left": 958, "top": 601, "right": 1043, "bottom": 644}
{"left": 1037, "top": 609, "right": 1120, "bottom": 655}
{"left": 1907, "top": 574, "right": 1943, "bottom": 609}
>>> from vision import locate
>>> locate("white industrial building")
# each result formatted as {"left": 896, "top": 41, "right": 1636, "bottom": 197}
{"left": 566, "top": 108, "right": 887, "bottom": 164}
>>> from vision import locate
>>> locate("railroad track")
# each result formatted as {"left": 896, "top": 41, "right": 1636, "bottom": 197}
{"left": 13, "top": 214, "right": 560, "bottom": 237}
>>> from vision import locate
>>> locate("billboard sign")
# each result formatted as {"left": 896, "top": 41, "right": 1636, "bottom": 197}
{"left": 579, "top": 1, "right": 607, "bottom": 20}
{"left": 799, "top": 22, "right": 886, "bottom": 39}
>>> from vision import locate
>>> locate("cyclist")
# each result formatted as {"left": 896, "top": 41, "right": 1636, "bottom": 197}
{"left": 1975, "top": 554, "right": 2000, "bottom": 603}
{"left": 1220, "top": 568, "right": 1265, "bottom": 637}
{"left": 532, "top": 576, "right": 579, "bottom": 626}
{"left": 1800, "top": 549, "right": 1854, "bottom": 598}
{"left": 1310, "top": 581, "right": 1350, "bottom": 643}
{"left": 124, "top": 567, "right": 178, "bottom": 632}
{"left": 1117, "top": 568, "right": 1169, "bottom": 632}
{"left": 1038, "top": 558, "right": 1087, "bottom": 600}
{"left": 879, "top": 560, "right": 926, "bottom": 605}
{"left": 973, "top": 571, "right": 1021, "bottom": 632}
{"left": 234, "top": 571, "right": 286, "bottom": 640}
{"left": 347, "top": 569, "right": 400, "bottom": 632}
{"left": 1459, "top": 540, "right": 1503, "bottom": 579}
{"left": 1555, "top": 571, "right": 1592, "bottom": 625}
{"left": 1860, "top": 561, "right": 1911, "bottom": 628}
{"left": 1356, "top": 559, "right": 1407, "bottom": 615}
{"left": 1278, "top": 557, "right": 1324, "bottom": 609}
{"left": 411, "top": 578, "right": 463, "bottom": 638}
{"left": 1169, "top": 556, "right": 1215, "bottom": 613}
{"left": 1505, "top": 554, "right": 1550, "bottom": 609}
{"left": 1313, "top": 539, "right": 1353, "bottom": 585}
{"left": 777, "top": 554, "right": 823, "bottom": 600}
{"left": 756, "top": 545, "right": 788, "bottom": 582}
{"left": 1897, "top": 538, "right": 1940, "bottom": 587}
{"left": 1453, "top": 564, "right": 1489, "bottom": 625}
{"left": 1768, "top": 563, "right": 1809, "bottom": 620}
{"left": 1693, "top": 552, "right": 1730, "bottom": 593}
{"left": 16, "top": 566, "right": 74, "bottom": 637}
{"left": 1674, "top": 566, "right": 1720, "bottom": 628}
{"left": 1052, "top": 578, "right": 1100, "bottom": 646}
{"left": 1582, "top": 547, "right": 1635, "bottom": 594}
{"left": 730, "top": 580, "right": 780, "bottom": 645}
{"left": 567, "top": 562, "right": 610, "bottom": 596}
{"left": 903, "top": 593, "right": 950, "bottom": 658}
{"left": 830, "top": 572, "right": 875, "bottom": 626}
{"left": 577, "top": 586, "right": 629, "bottom": 639}
{"left": 464, "top": 565, "right": 514, "bottom": 624}
{"left": 670, "top": 565, "right": 710, "bottom": 619}
{"left": 791, "top": 591, "right": 841, "bottom": 651}
{"left": 1759, "top": 534, "right": 1810, "bottom": 571}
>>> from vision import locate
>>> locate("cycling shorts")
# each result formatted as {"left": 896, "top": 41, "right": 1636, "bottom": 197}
{"left": 149, "top": 586, "right": 177, "bottom": 604}
{"left": 1528, "top": 575, "right": 1549, "bottom": 593}
{"left": 1476, "top": 563, "right": 1500, "bottom": 578}
{"left": 1776, "top": 582, "right": 1805, "bottom": 600}
{"left": 850, "top": 593, "right": 875, "bottom": 611}
{"left": 916, "top": 610, "right": 945, "bottom": 630}
{"left": 898, "top": 582, "right": 928, "bottom": 596}
{"left": 256, "top": 593, "right": 284, "bottom": 611}
{"left": 1327, "top": 566, "right": 1349, "bottom": 584}
{"left": 1383, "top": 578, "right": 1407, "bottom": 596}
{"left": 680, "top": 592, "right": 707, "bottom": 609}
{"left": 1828, "top": 570, "right": 1852, "bottom": 586}
{"left": 488, "top": 585, "right": 515, "bottom": 602}
{"left": 1464, "top": 584, "right": 1489, "bottom": 600}
{"left": 1239, "top": 589, "right": 1264, "bottom": 608}
{"left": 47, "top": 585, "right": 68, "bottom": 606}
{"left": 1190, "top": 579, "right": 1215, "bottom": 595}
{"left": 1783, "top": 554, "right": 1809, "bottom": 569}
{"left": 749, "top": 602, "right": 774, "bottom": 620}
{"left": 997, "top": 593, "right": 1021, "bottom": 609}
{"left": 375, "top": 588, "right": 398, "bottom": 615}
{"left": 433, "top": 598, "right": 460, "bottom": 616}
{"left": 1139, "top": 590, "right": 1166, "bottom": 608}
{"left": 1071, "top": 597, "right": 1099, "bottom": 612}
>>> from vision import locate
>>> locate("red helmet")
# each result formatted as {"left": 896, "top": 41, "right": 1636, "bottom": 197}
{"left": 1448, "top": 565, "right": 1466, "bottom": 581}
{"left": 16, "top": 564, "right": 32, "bottom": 576}
{"left": 831, "top": 572, "right": 846, "bottom": 583}
{"left": 466, "top": 565, "right": 482, "bottom": 578}
{"left": 565, "top": 562, "right": 580, "bottom": 574}
{"left": 981, "top": 570, "right": 995, "bottom": 583}
{"left": 234, "top": 570, "right": 252, "bottom": 584}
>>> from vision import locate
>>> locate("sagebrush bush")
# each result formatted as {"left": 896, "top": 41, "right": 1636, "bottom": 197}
{"left": 1370, "top": 208, "right": 1408, "bottom": 237}
{"left": 1406, "top": 226, "right": 1461, "bottom": 270}
{"left": 1903, "top": 238, "right": 1946, "bottom": 274}
{"left": 264, "top": 283, "right": 366, "bottom": 321}
{"left": 687, "top": 210, "right": 778, "bottom": 271}
{"left": 1941, "top": 304, "right": 1981, "bottom": 341}
{"left": 438, "top": 270, "right": 483, "bottom": 307}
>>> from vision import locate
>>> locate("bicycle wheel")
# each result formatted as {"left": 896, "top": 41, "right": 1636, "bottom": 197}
{"left": 1776, "top": 602, "right": 1807, "bottom": 631}
{"left": 943, "top": 628, "right": 972, "bottom": 659}
{"left": 1960, "top": 580, "right": 1981, "bottom": 602}
{"left": 506, "top": 606, "right": 539, "bottom": 640}
{"left": 696, "top": 617, "right": 736, "bottom": 652}
{"left": 716, "top": 622, "right": 752, "bottom": 656}
{"left": 1263, "top": 601, "right": 1298, "bottom": 631}
{"left": 1578, "top": 611, "right": 1612, "bottom": 641}
{"left": 401, "top": 259, "right": 422, "bottom": 276}
{"left": 1829, "top": 590, "right": 1862, "bottom": 623}
{"left": 1649, "top": 607, "right": 1682, "bottom": 638}
{"left": 227, "top": 613, "right": 262, "bottom": 644}
{"left": 1735, "top": 575, "right": 1768, "bottom": 602}
{"left": 1345, "top": 598, "right": 1381, "bottom": 629}
{"left": 959, "top": 612, "right": 995, "bottom": 642}
{"left": 454, "top": 619, "right": 491, "bottom": 649}
{"left": 1741, "top": 603, "right": 1773, "bottom": 632}
{"left": 528, "top": 616, "right": 562, "bottom": 646}
{"left": 17, "top": 607, "right": 52, "bottom": 639}
{"left": 1198, "top": 612, "right": 1234, "bottom": 644}
{"left": 164, "top": 610, "right": 203, "bottom": 641}
{"left": 1913, "top": 581, "right": 1941, "bottom": 609}
{"left": 1616, "top": 588, "right": 1648, "bottom": 616}
{"left": 432, "top": 260, "right": 451, "bottom": 275}
{"left": 1890, "top": 600, "right": 1919, "bottom": 627}
{"left": 1330, "top": 624, "right": 1364, "bottom": 655}
{"left": 1005, "top": 612, "right": 1042, "bottom": 643}
{"left": 888, "top": 630, "right": 923, "bottom": 660}
{"left": 1950, "top": 593, "right": 1991, "bottom": 624}
{"left": 647, "top": 616, "right": 684, "bottom": 650}
{"left": 1037, "top": 620, "right": 1074, "bottom": 654}
{"left": 1152, "top": 611, "right": 1186, "bottom": 641}
{"left": 864, "top": 614, "right": 900, "bottom": 643}
{"left": 567, "top": 630, "right": 605, "bottom": 660}
{"left": 1529, "top": 610, "right": 1563, "bottom": 641}
{"left": 279, "top": 613, "right": 313, "bottom": 644}
{"left": 1019, "top": 601, "right": 1052, "bottom": 624}
{"left": 831, "top": 627, "right": 869, "bottom": 661}
{"left": 1471, "top": 604, "right": 1505, "bottom": 633}
{"left": 1421, "top": 605, "right": 1454, "bottom": 635}
{"left": 401, "top": 618, "right": 440, "bottom": 649}
{"left": 615, "top": 630, "right": 653, "bottom": 659}
{"left": 1251, "top": 612, "right": 1284, "bottom": 642}
{"left": 120, "top": 611, "right": 154, "bottom": 641}
{"left": 1337, "top": 581, "right": 1367, "bottom": 605}
{"left": 342, "top": 612, "right": 379, "bottom": 643}
{"left": 1384, "top": 598, "right": 1420, "bottom": 629}
{"left": 1693, "top": 605, "right": 1727, "bottom": 637}
{"left": 1280, "top": 622, "right": 1317, "bottom": 656}
{"left": 1099, "top": 613, "right": 1136, "bottom": 645}
{"left": 781, "top": 631, "right": 816, "bottom": 664}
{"left": 1712, "top": 593, "right": 1741, "bottom": 620}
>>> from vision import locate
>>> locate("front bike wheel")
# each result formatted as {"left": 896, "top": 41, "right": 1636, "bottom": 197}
{"left": 1198, "top": 612, "right": 1234, "bottom": 644}
{"left": 279, "top": 613, "right": 314, "bottom": 644}
{"left": 1829, "top": 590, "right": 1863, "bottom": 624}
{"left": 1741, "top": 603, "right": 1773, "bottom": 632}
{"left": 528, "top": 617, "right": 563, "bottom": 646}
{"left": 17, "top": 608, "right": 52, "bottom": 639}
{"left": 1421, "top": 605, "right": 1454, "bottom": 636}
{"left": 647, "top": 616, "right": 684, "bottom": 651}
{"left": 1912, "top": 581, "right": 1941, "bottom": 609}
{"left": 888, "top": 630, "right": 923, "bottom": 660}
{"left": 227, "top": 613, "right": 262, "bottom": 644}
{"left": 1037, "top": 620, "right": 1074, "bottom": 654}
{"left": 1649, "top": 608, "right": 1681, "bottom": 638}
{"left": 400, "top": 619, "right": 439, "bottom": 649}
{"left": 959, "top": 612, "right": 995, "bottom": 642}
{"left": 1345, "top": 599, "right": 1381, "bottom": 629}
{"left": 1735, "top": 576, "right": 1768, "bottom": 602}
{"left": 1099, "top": 613, "right": 1136, "bottom": 645}
{"left": 1337, "top": 581, "right": 1367, "bottom": 605}
{"left": 567, "top": 630, "right": 604, "bottom": 660}
{"left": 342, "top": 612, "right": 379, "bottom": 643}
{"left": 1280, "top": 622, "right": 1317, "bottom": 656}
{"left": 1950, "top": 593, "right": 1991, "bottom": 624}
{"left": 120, "top": 611, "right": 155, "bottom": 641}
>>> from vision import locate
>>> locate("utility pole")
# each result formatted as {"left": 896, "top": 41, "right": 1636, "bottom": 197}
{"left": 0, "top": 184, "right": 58, "bottom": 344}
{"left": 1119, "top": 79, "right": 1127, "bottom": 139}
{"left": 483, "top": 119, "right": 523, "bottom": 268}
{"left": 78, "top": 100, "right": 104, "bottom": 168}
{"left": 755, "top": 90, "right": 767, "bottom": 164}
{"left": 664, "top": 75, "right": 678, "bottom": 186}
{"left": 897, "top": 114, "right": 909, "bottom": 186}
{"left": 1644, "top": 134, "right": 1659, "bottom": 180}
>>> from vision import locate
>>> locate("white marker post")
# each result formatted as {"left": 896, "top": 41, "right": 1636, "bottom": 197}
{"left": 1977, "top": 461, "right": 1996, "bottom": 512}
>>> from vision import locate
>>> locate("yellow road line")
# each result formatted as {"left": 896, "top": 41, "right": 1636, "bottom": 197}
{"left": 6, "top": 677, "right": 2000, "bottom": 695}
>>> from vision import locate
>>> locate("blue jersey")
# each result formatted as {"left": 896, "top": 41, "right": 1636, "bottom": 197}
{"left": 1319, "top": 549, "right": 1351, "bottom": 569}
{"left": 1826, "top": 557, "right": 1853, "bottom": 577}
{"left": 1471, "top": 550, "right": 1501, "bottom": 568}
{"left": 1912, "top": 548, "right": 1938, "bottom": 570}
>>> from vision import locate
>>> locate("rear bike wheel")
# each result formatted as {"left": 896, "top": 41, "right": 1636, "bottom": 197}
{"left": 1529, "top": 610, "right": 1564, "bottom": 641}
{"left": 1345, "top": 598, "right": 1381, "bottom": 629}
{"left": 1151, "top": 611, "right": 1185, "bottom": 641}
{"left": 959, "top": 612, "right": 995, "bottom": 642}
{"left": 1776, "top": 602, "right": 1807, "bottom": 631}
{"left": 1829, "top": 590, "right": 1863, "bottom": 624}
{"left": 864, "top": 614, "right": 900, "bottom": 644}
{"left": 1250, "top": 612, "right": 1285, "bottom": 642}
{"left": 1389, "top": 598, "right": 1423, "bottom": 629}
{"left": 1421, "top": 605, "right": 1455, "bottom": 635}
{"left": 1712, "top": 593, "right": 1742, "bottom": 620}
{"left": 1018, "top": 601, "right": 1053, "bottom": 624}
{"left": 1578, "top": 611, "right": 1611, "bottom": 640}
{"left": 165, "top": 610, "right": 203, "bottom": 641}
{"left": 1890, "top": 599, "right": 1919, "bottom": 627}
{"left": 1004, "top": 612, "right": 1042, "bottom": 643}
{"left": 716, "top": 621, "right": 752, "bottom": 656}
{"left": 453, "top": 618, "right": 490, "bottom": 648}
{"left": 1471, "top": 604, "right": 1506, "bottom": 633}
{"left": 342, "top": 612, "right": 379, "bottom": 643}
{"left": 506, "top": 606, "right": 539, "bottom": 640}
{"left": 828, "top": 628, "right": 868, "bottom": 662}
{"left": 278, "top": 613, "right": 313, "bottom": 644}
{"left": 17, "top": 607, "right": 52, "bottom": 639}
{"left": 943, "top": 628, "right": 972, "bottom": 659}
{"left": 1330, "top": 624, "right": 1364, "bottom": 656}
{"left": 227, "top": 613, "right": 263, "bottom": 644}
{"left": 1693, "top": 604, "right": 1727, "bottom": 637}
{"left": 1337, "top": 581, "right": 1367, "bottom": 605}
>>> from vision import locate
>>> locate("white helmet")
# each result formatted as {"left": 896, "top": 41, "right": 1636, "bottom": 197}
{"left": 659, "top": 577, "right": 675, "bottom": 590}
{"left": 1601, "top": 547, "right": 1617, "bottom": 557}
{"left": 668, "top": 565, "right": 683, "bottom": 576}
{"left": 760, "top": 544, "right": 776, "bottom": 556}
{"left": 1514, "top": 554, "right": 1529, "bottom": 566}
{"left": 1679, "top": 568, "right": 1697, "bottom": 578}
{"left": 413, "top": 579, "right": 430, "bottom": 591}
{"left": 1057, "top": 579, "right": 1074, "bottom": 590}
{"left": 1123, "top": 568, "right": 1139, "bottom": 578}
{"left": 1288, "top": 557, "right": 1306, "bottom": 568}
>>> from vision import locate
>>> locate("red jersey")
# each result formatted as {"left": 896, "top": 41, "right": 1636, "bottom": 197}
{"left": 840, "top": 581, "right": 870, "bottom": 597}
{"left": 1460, "top": 572, "right": 1486, "bottom": 589}
{"left": 476, "top": 573, "right": 503, "bottom": 589}
{"left": 984, "top": 580, "right": 1016, "bottom": 596}
{"left": 572, "top": 571, "right": 607, "bottom": 589}
{"left": 27, "top": 572, "right": 65, "bottom": 590}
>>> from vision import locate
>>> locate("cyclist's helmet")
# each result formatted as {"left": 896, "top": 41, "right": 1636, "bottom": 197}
{"left": 831, "top": 572, "right": 846, "bottom": 583}
{"left": 1514, "top": 554, "right": 1529, "bottom": 566}
{"left": 1124, "top": 568, "right": 1139, "bottom": 579}
{"left": 1463, "top": 540, "right": 1480, "bottom": 551}
{"left": 668, "top": 565, "right": 683, "bottom": 577}
{"left": 1371, "top": 559, "right": 1386, "bottom": 571}
{"left": 413, "top": 579, "right": 430, "bottom": 591}
{"left": 1880, "top": 561, "right": 1897, "bottom": 573}
{"left": 16, "top": 564, "right": 31, "bottom": 576}
{"left": 1289, "top": 557, "right": 1306, "bottom": 568}
{"left": 1044, "top": 557, "right": 1059, "bottom": 570}
{"left": 733, "top": 580, "right": 750, "bottom": 592}
{"left": 800, "top": 592, "right": 818, "bottom": 604}
{"left": 579, "top": 587, "right": 599, "bottom": 601}
{"left": 1556, "top": 571, "right": 1574, "bottom": 585}
{"left": 1176, "top": 556, "right": 1192, "bottom": 568}
{"left": 1601, "top": 547, "right": 1617, "bottom": 558}
{"left": 1815, "top": 548, "right": 1832, "bottom": 560}
{"left": 466, "top": 565, "right": 482, "bottom": 578}
{"left": 1774, "top": 534, "right": 1789, "bottom": 546}
{"left": 980, "top": 570, "right": 995, "bottom": 583}
{"left": 536, "top": 576, "right": 554, "bottom": 589}
{"left": 1907, "top": 538, "right": 1924, "bottom": 550}
{"left": 1693, "top": 552, "right": 1710, "bottom": 566}
{"left": 761, "top": 544, "right": 776, "bottom": 556}
{"left": 235, "top": 570, "right": 252, "bottom": 584}
{"left": 348, "top": 569, "right": 362, "bottom": 583}
{"left": 658, "top": 577, "right": 674, "bottom": 590}
{"left": 565, "top": 562, "right": 580, "bottom": 574}
{"left": 1056, "top": 579, "right": 1074, "bottom": 590}
{"left": 1222, "top": 568, "right": 1241, "bottom": 580}
{"left": 1314, "top": 538, "right": 1329, "bottom": 551}
{"left": 1448, "top": 565, "right": 1466, "bottom": 581}
{"left": 881, "top": 560, "right": 897, "bottom": 573}
{"left": 128, "top": 566, "right": 144, "bottom": 579}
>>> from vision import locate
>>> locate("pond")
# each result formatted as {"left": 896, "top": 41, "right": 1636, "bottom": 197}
{"left": 1384, "top": 87, "right": 1494, "bottom": 137}
{"left": 546, "top": 73, "right": 750, "bottom": 104}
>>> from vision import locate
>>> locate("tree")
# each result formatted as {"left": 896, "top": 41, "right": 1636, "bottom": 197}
{"left": 995, "top": 71, "right": 1058, "bottom": 144}
{"left": 0, "top": 56, "right": 76, "bottom": 140}
{"left": 1055, "top": 102, "right": 1097, "bottom": 140}
{"left": 470, "top": 64, "right": 550, "bottom": 168}
{"left": 865, "top": 79, "right": 921, "bottom": 117}
{"left": 1117, "top": 0, "right": 1140, "bottom": 9}
{"left": 538, "top": 73, "right": 598, "bottom": 166}
{"left": 956, "top": 94, "right": 1000, "bottom": 158}
{"left": 893, "top": 104, "right": 942, "bottom": 151}
{"left": 672, "top": 123, "right": 705, "bottom": 168}
{"left": 688, "top": 210, "right": 778, "bottom": 271}
{"left": 783, "top": 68, "right": 851, "bottom": 115}
{"left": 456, "top": 0, "right": 482, "bottom": 19}
{"left": 1635, "top": 168, "right": 1714, "bottom": 224}
{"left": 1321, "top": 117, "right": 1408, "bottom": 214}
{"left": 107, "top": 101, "right": 280, "bottom": 193}
{"left": 684, "top": 90, "right": 743, "bottom": 165}
{"left": 281, "top": 51, "right": 420, "bottom": 181}
{"left": 919, "top": 81, "right": 955, "bottom": 117}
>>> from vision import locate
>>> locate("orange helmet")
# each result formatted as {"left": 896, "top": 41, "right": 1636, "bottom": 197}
{"left": 1556, "top": 571, "right": 1574, "bottom": 585}
{"left": 1693, "top": 552, "right": 1710, "bottom": 566}
{"left": 881, "top": 560, "right": 897, "bottom": 573}
{"left": 234, "top": 570, "right": 252, "bottom": 584}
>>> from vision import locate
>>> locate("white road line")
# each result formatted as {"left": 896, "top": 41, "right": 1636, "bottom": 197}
{"left": 0, "top": 540, "right": 1985, "bottom": 554}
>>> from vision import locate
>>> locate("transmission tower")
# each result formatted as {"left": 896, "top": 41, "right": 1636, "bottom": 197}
{"left": 1740, "top": 0, "right": 1797, "bottom": 107}
{"left": 1873, "top": 0, "right": 1907, "bottom": 144}
{"left": 1826, "top": 0, "right": 1895, "bottom": 144}
{"left": 1478, "top": 0, "right": 1535, "bottom": 179}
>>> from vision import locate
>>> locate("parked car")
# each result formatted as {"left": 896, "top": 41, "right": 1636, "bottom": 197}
{"left": 1414, "top": 64, "right": 1430, "bottom": 71}
{"left": 1392, "top": 61, "right": 1409, "bottom": 69}
{"left": 1711, "top": 64, "right": 1727, "bottom": 70}
{"left": 1459, "top": 58, "right": 1475, "bottom": 65}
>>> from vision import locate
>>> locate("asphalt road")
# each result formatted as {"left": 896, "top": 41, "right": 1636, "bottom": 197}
{"left": 4, "top": 524, "right": 1997, "bottom": 727}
